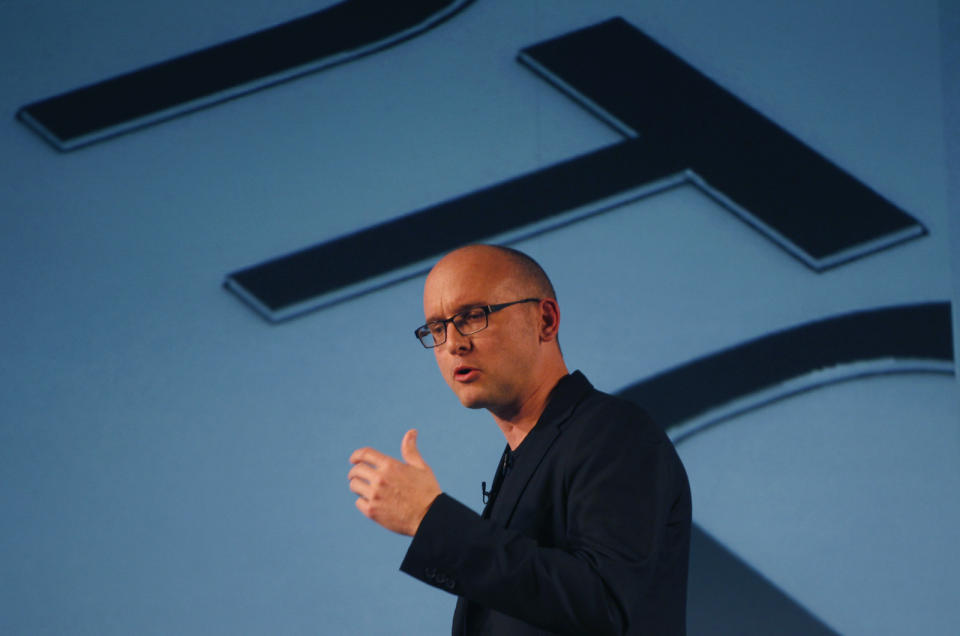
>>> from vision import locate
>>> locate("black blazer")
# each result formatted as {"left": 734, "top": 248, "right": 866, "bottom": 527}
{"left": 401, "top": 371, "right": 691, "bottom": 635}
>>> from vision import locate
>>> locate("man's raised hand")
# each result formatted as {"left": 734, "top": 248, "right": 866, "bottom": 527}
{"left": 348, "top": 429, "right": 442, "bottom": 536}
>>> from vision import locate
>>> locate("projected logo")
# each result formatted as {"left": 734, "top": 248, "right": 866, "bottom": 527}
{"left": 16, "top": 0, "right": 476, "bottom": 151}
{"left": 222, "top": 18, "right": 928, "bottom": 321}
{"left": 20, "top": 7, "right": 953, "bottom": 633}
{"left": 214, "top": 16, "right": 952, "bottom": 420}
{"left": 217, "top": 17, "right": 952, "bottom": 633}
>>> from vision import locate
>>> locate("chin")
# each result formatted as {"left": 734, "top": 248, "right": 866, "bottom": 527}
{"left": 453, "top": 387, "right": 490, "bottom": 410}
{"left": 456, "top": 394, "right": 487, "bottom": 410}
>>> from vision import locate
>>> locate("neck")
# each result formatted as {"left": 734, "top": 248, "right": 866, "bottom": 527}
{"left": 491, "top": 363, "right": 568, "bottom": 450}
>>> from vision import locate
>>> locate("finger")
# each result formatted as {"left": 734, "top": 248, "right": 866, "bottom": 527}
{"left": 350, "top": 446, "right": 390, "bottom": 466}
{"left": 349, "top": 477, "right": 370, "bottom": 498}
{"left": 401, "top": 429, "right": 426, "bottom": 468}
{"left": 347, "top": 463, "right": 377, "bottom": 484}
{"left": 355, "top": 497, "right": 372, "bottom": 517}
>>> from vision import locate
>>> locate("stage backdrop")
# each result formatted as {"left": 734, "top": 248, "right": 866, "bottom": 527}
{"left": 2, "top": 1, "right": 958, "bottom": 634}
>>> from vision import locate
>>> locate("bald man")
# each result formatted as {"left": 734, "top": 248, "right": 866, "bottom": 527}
{"left": 349, "top": 245, "right": 691, "bottom": 635}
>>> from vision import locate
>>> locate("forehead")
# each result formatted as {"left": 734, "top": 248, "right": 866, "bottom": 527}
{"left": 422, "top": 250, "right": 515, "bottom": 319}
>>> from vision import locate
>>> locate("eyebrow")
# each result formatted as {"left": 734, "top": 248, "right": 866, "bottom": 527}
{"left": 425, "top": 301, "right": 484, "bottom": 323}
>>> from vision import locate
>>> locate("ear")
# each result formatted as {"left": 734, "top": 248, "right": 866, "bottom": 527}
{"left": 538, "top": 298, "right": 561, "bottom": 342}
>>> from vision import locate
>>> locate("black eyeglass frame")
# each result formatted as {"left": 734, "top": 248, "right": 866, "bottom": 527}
{"left": 415, "top": 298, "right": 542, "bottom": 348}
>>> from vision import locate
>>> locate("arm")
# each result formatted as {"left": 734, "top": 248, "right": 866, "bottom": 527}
{"left": 400, "top": 416, "right": 689, "bottom": 635}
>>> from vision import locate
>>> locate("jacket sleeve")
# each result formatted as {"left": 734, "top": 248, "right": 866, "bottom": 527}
{"left": 399, "top": 413, "right": 689, "bottom": 636}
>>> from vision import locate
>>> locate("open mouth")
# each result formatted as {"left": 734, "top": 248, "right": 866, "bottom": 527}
{"left": 454, "top": 366, "right": 478, "bottom": 381}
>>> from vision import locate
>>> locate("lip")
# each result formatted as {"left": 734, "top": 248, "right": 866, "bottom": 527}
{"left": 453, "top": 365, "right": 479, "bottom": 382}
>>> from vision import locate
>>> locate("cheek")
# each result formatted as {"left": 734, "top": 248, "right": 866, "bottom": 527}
{"left": 434, "top": 351, "right": 453, "bottom": 383}
{"left": 501, "top": 329, "right": 537, "bottom": 361}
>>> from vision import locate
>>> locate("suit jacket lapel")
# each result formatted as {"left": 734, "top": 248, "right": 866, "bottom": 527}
{"left": 481, "top": 445, "right": 510, "bottom": 520}
{"left": 482, "top": 371, "right": 593, "bottom": 527}
{"left": 487, "top": 424, "right": 562, "bottom": 526}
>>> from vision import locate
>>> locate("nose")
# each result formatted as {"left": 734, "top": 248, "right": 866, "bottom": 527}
{"left": 443, "top": 321, "right": 471, "bottom": 353}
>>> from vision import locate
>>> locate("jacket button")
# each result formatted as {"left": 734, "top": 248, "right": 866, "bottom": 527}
{"left": 424, "top": 568, "right": 436, "bottom": 579}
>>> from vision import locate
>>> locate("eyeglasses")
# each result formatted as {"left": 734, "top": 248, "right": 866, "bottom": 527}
{"left": 415, "top": 298, "right": 541, "bottom": 348}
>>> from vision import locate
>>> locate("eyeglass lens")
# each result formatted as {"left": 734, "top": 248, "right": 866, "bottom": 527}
{"left": 421, "top": 307, "right": 488, "bottom": 347}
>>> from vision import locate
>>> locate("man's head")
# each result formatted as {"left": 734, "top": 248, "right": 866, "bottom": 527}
{"left": 421, "top": 245, "right": 567, "bottom": 420}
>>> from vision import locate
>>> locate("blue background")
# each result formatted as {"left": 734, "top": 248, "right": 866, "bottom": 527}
{"left": 2, "top": 1, "right": 959, "bottom": 633}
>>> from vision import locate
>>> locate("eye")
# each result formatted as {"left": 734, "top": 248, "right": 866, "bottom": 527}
{"left": 461, "top": 307, "right": 487, "bottom": 326}
{"left": 428, "top": 322, "right": 446, "bottom": 338}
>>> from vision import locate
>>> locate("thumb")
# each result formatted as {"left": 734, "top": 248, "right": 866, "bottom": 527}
{"left": 401, "top": 429, "right": 426, "bottom": 468}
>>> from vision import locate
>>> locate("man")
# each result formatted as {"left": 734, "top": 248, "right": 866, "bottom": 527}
{"left": 348, "top": 244, "right": 691, "bottom": 634}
